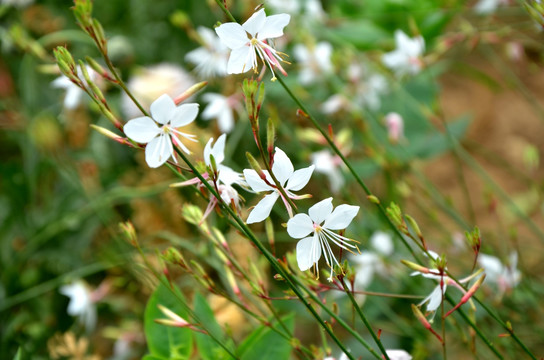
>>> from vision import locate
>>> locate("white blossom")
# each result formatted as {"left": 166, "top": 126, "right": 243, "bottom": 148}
{"left": 202, "top": 93, "right": 241, "bottom": 133}
{"left": 478, "top": 252, "right": 521, "bottom": 294}
{"left": 383, "top": 30, "right": 425, "bottom": 76}
{"left": 185, "top": 26, "right": 229, "bottom": 78}
{"left": 293, "top": 42, "right": 333, "bottom": 85}
{"left": 52, "top": 66, "right": 96, "bottom": 110}
{"left": 287, "top": 197, "right": 360, "bottom": 280}
{"left": 123, "top": 94, "right": 198, "bottom": 168}
{"left": 474, "top": 0, "right": 509, "bottom": 14}
{"left": 215, "top": 8, "right": 290, "bottom": 79}
{"left": 386, "top": 349, "right": 413, "bottom": 360}
{"left": 244, "top": 147, "right": 314, "bottom": 223}
{"left": 311, "top": 150, "right": 344, "bottom": 193}
{"left": 59, "top": 281, "right": 97, "bottom": 331}
{"left": 350, "top": 231, "right": 394, "bottom": 289}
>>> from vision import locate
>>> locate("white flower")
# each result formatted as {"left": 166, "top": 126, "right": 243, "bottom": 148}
{"left": 350, "top": 231, "right": 393, "bottom": 289}
{"left": 202, "top": 93, "right": 240, "bottom": 133}
{"left": 287, "top": 197, "right": 360, "bottom": 280}
{"left": 478, "top": 252, "right": 521, "bottom": 293}
{"left": 60, "top": 281, "right": 97, "bottom": 331}
{"left": 311, "top": 150, "right": 344, "bottom": 193}
{"left": 474, "top": 0, "right": 509, "bottom": 14}
{"left": 268, "top": 0, "right": 325, "bottom": 20}
{"left": 52, "top": 65, "right": 96, "bottom": 110}
{"left": 215, "top": 8, "right": 290, "bottom": 79}
{"left": 293, "top": 42, "right": 333, "bottom": 85}
{"left": 386, "top": 349, "right": 413, "bottom": 360}
{"left": 123, "top": 94, "right": 199, "bottom": 168}
{"left": 321, "top": 94, "right": 350, "bottom": 115}
{"left": 383, "top": 30, "right": 425, "bottom": 76}
{"left": 121, "top": 63, "right": 195, "bottom": 119}
{"left": 385, "top": 112, "right": 404, "bottom": 143}
{"left": 243, "top": 147, "right": 314, "bottom": 223}
{"left": 204, "top": 134, "right": 244, "bottom": 187}
{"left": 185, "top": 26, "right": 229, "bottom": 78}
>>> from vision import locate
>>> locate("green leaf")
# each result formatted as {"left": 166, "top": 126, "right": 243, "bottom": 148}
{"left": 325, "top": 20, "right": 389, "bottom": 49}
{"left": 237, "top": 314, "right": 295, "bottom": 360}
{"left": 13, "top": 348, "right": 22, "bottom": 360}
{"left": 144, "top": 282, "right": 193, "bottom": 359}
{"left": 193, "top": 293, "right": 235, "bottom": 360}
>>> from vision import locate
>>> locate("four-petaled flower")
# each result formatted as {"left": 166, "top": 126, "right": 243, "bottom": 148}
{"left": 124, "top": 94, "right": 199, "bottom": 168}
{"left": 215, "top": 8, "right": 290, "bottom": 79}
{"left": 185, "top": 26, "right": 229, "bottom": 78}
{"left": 287, "top": 197, "right": 360, "bottom": 281}
{"left": 244, "top": 147, "right": 314, "bottom": 224}
{"left": 382, "top": 30, "right": 425, "bottom": 76}
{"left": 478, "top": 251, "right": 521, "bottom": 295}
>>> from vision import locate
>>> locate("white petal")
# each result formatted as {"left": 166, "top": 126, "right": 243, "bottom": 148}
{"left": 257, "top": 13, "right": 290, "bottom": 40}
{"left": 385, "top": 350, "right": 412, "bottom": 360}
{"left": 150, "top": 94, "right": 176, "bottom": 124}
{"left": 227, "top": 46, "right": 254, "bottom": 74}
{"left": 170, "top": 103, "right": 199, "bottom": 128}
{"left": 285, "top": 165, "right": 314, "bottom": 191}
{"left": 242, "top": 9, "right": 266, "bottom": 37}
{"left": 287, "top": 213, "right": 314, "bottom": 239}
{"left": 296, "top": 235, "right": 321, "bottom": 271}
{"left": 323, "top": 204, "right": 359, "bottom": 230}
{"left": 243, "top": 169, "right": 274, "bottom": 192}
{"left": 64, "top": 87, "right": 84, "bottom": 109}
{"left": 123, "top": 117, "right": 160, "bottom": 143}
{"left": 478, "top": 254, "right": 503, "bottom": 280}
{"left": 246, "top": 192, "right": 279, "bottom": 224}
{"left": 271, "top": 147, "right": 294, "bottom": 185}
{"left": 370, "top": 231, "right": 394, "bottom": 256}
{"left": 293, "top": 44, "right": 309, "bottom": 63}
{"left": 217, "top": 108, "right": 234, "bottom": 133}
{"left": 423, "top": 285, "right": 445, "bottom": 312}
{"left": 215, "top": 22, "right": 249, "bottom": 49}
{"left": 202, "top": 93, "right": 226, "bottom": 119}
{"left": 145, "top": 135, "right": 172, "bottom": 168}
{"left": 308, "top": 197, "right": 333, "bottom": 224}
{"left": 383, "top": 50, "right": 407, "bottom": 70}
{"left": 204, "top": 134, "right": 226, "bottom": 167}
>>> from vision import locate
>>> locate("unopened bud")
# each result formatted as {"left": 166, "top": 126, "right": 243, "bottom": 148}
{"left": 53, "top": 46, "right": 77, "bottom": 78}
{"left": 444, "top": 274, "right": 485, "bottom": 318}
{"left": 367, "top": 195, "right": 380, "bottom": 204}
{"left": 412, "top": 304, "right": 443, "bottom": 343}
{"left": 191, "top": 261, "right": 215, "bottom": 289}
{"left": 246, "top": 152, "right": 264, "bottom": 175}
{"left": 267, "top": 117, "right": 275, "bottom": 156}
{"left": 401, "top": 259, "right": 430, "bottom": 274}
{"left": 119, "top": 221, "right": 137, "bottom": 246}
{"left": 182, "top": 204, "right": 204, "bottom": 226}
{"left": 273, "top": 274, "right": 285, "bottom": 281}
{"left": 162, "top": 247, "right": 186, "bottom": 267}
{"left": 85, "top": 56, "right": 109, "bottom": 79}
{"left": 174, "top": 81, "right": 207, "bottom": 105}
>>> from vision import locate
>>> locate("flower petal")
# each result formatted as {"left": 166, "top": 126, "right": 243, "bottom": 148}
{"left": 323, "top": 204, "right": 359, "bottom": 230}
{"left": 124, "top": 117, "right": 160, "bottom": 143}
{"left": 271, "top": 147, "right": 294, "bottom": 185}
{"left": 170, "top": 103, "right": 199, "bottom": 128}
{"left": 285, "top": 165, "right": 314, "bottom": 191}
{"left": 150, "top": 94, "right": 176, "bottom": 124}
{"left": 308, "top": 197, "right": 333, "bottom": 224}
{"left": 243, "top": 169, "right": 274, "bottom": 192}
{"left": 422, "top": 284, "right": 446, "bottom": 312}
{"left": 287, "top": 213, "right": 314, "bottom": 239}
{"left": 204, "top": 134, "right": 226, "bottom": 167}
{"left": 246, "top": 192, "right": 279, "bottom": 224}
{"left": 242, "top": 9, "right": 266, "bottom": 37}
{"left": 227, "top": 46, "right": 254, "bottom": 74}
{"left": 215, "top": 22, "right": 249, "bottom": 49}
{"left": 257, "top": 13, "right": 290, "bottom": 40}
{"left": 296, "top": 235, "right": 321, "bottom": 271}
{"left": 145, "top": 135, "right": 172, "bottom": 168}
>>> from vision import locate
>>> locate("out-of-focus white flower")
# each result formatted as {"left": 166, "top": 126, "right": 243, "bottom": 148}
{"left": 321, "top": 94, "right": 351, "bottom": 115}
{"left": 244, "top": 147, "right": 314, "bottom": 223}
{"left": 311, "top": 150, "right": 343, "bottom": 193}
{"left": 386, "top": 349, "right": 413, "bottom": 360}
{"left": 293, "top": 42, "right": 333, "bottom": 85}
{"left": 288, "top": 197, "right": 360, "bottom": 281}
{"left": 474, "top": 0, "right": 509, "bottom": 14}
{"left": 201, "top": 93, "right": 241, "bottom": 133}
{"left": 60, "top": 281, "right": 97, "bottom": 331}
{"left": 122, "top": 63, "right": 195, "bottom": 118}
{"left": 52, "top": 66, "right": 96, "bottom": 110}
{"left": 478, "top": 252, "right": 521, "bottom": 294}
{"left": 350, "top": 231, "right": 394, "bottom": 289}
{"left": 123, "top": 94, "right": 199, "bottom": 168}
{"left": 268, "top": 0, "right": 325, "bottom": 20}
{"left": 383, "top": 30, "right": 425, "bottom": 76}
{"left": 185, "top": 26, "right": 229, "bottom": 78}
{"left": 215, "top": 8, "right": 290, "bottom": 79}
{"left": 385, "top": 112, "right": 404, "bottom": 143}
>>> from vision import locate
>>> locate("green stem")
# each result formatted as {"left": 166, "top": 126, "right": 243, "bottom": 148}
{"left": 339, "top": 277, "right": 391, "bottom": 360}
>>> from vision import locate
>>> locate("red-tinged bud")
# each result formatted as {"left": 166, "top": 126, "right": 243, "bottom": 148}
{"left": 412, "top": 304, "right": 443, "bottom": 343}
{"left": 328, "top": 124, "right": 334, "bottom": 140}
{"left": 90, "top": 125, "right": 132, "bottom": 146}
{"left": 401, "top": 260, "right": 430, "bottom": 274}
{"left": 296, "top": 109, "right": 309, "bottom": 119}
{"left": 119, "top": 221, "right": 137, "bottom": 246}
{"left": 173, "top": 81, "right": 207, "bottom": 105}
{"left": 443, "top": 274, "right": 486, "bottom": 319}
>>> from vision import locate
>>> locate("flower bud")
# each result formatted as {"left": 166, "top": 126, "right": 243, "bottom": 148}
{"left": 173, "top": 81, "right": 207, "bottom": 105}
{"left": 119, "top": 221, "right": 137, "bottom": 246}
{"left": 162, "top": 247, "right": 186, "bottom": 267}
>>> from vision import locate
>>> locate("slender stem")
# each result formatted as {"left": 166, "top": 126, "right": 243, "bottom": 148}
{"left": 173, "top": 147, "right": 370, "bottom": 360}
{"left": 339, "top": 277, "right": 391, "bottom": 360}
